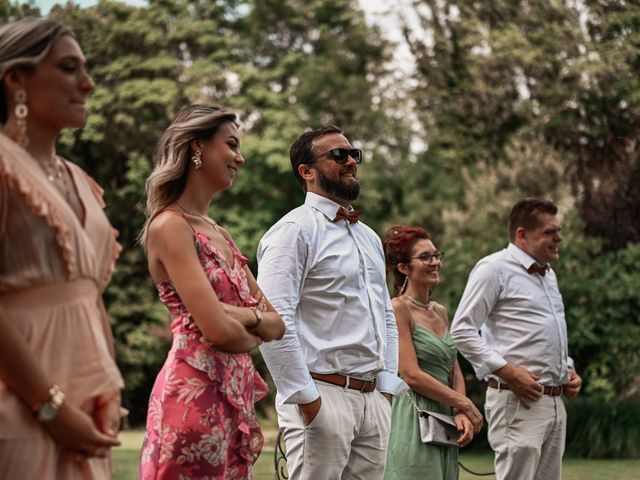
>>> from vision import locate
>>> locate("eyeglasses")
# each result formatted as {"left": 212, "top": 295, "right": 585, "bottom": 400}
{"left": 315, "top": 148, "right": 363, "bottom": 164}
{"left": 410, "top": 251, "right": 445, "bottom": 264}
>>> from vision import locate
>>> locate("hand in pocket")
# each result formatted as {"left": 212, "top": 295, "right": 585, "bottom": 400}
{"left": 298, "top": 397, "right": 322, "bottom": 426}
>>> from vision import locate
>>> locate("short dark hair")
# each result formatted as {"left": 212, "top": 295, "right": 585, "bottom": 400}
{"left": 508, "top": 197, "right": 558, "bottom": 242}
{"left": 289, "top": 125, "right": 343, "bottom": 191}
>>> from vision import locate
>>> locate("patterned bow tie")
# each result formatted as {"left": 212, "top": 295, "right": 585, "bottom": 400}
{"left": 527, "top": 262, "right": 548, "bottom": 276}
{"left": 333, "top": 208, "right": 361, "bottom": 224}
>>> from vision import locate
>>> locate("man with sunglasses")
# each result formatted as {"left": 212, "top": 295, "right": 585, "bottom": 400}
{"left": 258, "top": 126, "right": 407, "bottom": 480}
{"left": 451, "top": 198, "right": 582, "bottom": 480}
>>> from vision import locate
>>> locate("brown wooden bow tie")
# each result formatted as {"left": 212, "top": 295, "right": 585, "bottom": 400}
{"left": 527, "top": 263, "right": 548, "bottom": 276}
{"left": 333, "top": 208, "right": 361, "bottom": 224}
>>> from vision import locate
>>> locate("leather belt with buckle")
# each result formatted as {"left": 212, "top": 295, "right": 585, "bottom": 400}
{"left": 487, "top": 379, "right": 563, "bottom": 396}
{"left": 310, "top": 372, "right": 377, "bottom": 393}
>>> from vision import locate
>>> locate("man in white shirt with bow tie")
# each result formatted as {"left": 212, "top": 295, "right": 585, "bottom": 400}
{"left": 257, "top": 125, "right": 407, "bottom": 480}
{"left": 451, "top": 197, "right": 582, "bottom": 480}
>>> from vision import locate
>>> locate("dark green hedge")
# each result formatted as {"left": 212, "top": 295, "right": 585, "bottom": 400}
{"left": 565, "top": 398, "right": 640, "bottom": 458}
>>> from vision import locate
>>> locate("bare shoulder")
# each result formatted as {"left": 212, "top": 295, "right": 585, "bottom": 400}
{"left": 147, "top": 210, "right": 194, "bottom": 251}
{"left": 391, "top": 296, "right": 407, "bottom": 312}
{"left": 391, "top": 296, "right": 411, "bottom": 321}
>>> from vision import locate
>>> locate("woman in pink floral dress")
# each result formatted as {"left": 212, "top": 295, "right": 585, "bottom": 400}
{"left": 138, "top": 104, "right": 285, "bottom": 479}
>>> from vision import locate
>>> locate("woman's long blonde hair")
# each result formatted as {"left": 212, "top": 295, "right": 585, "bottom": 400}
{"left": 139, "top": 104, "right": 237, "bottom": 247}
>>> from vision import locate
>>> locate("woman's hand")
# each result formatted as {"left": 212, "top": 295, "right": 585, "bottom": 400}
{"left": 221, "top": 296, "right": 284, "bottom": 342}
{"left": 44, "top": 401, "right": 120, "bottom": 457}
{"left": 454, "top": 412, "right": 475, "bottom": 447}
{"left": 93, "top": 392, "right": 128, "bottom": 437}
{"left": 221, "top": 303, "right": 254, "bottom": 328}
{"left": 455, "top": 396, "right": 483, "bottom": 433}
{"left": 254, "top": 290, "right": 268, "bottom": 312}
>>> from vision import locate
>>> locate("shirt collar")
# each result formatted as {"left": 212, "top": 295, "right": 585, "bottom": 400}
{"left": 305, "top": 191, "right": 351, "bottom": 221}
{"left": 507, "top": 242, "right": 547, "bottom": 270}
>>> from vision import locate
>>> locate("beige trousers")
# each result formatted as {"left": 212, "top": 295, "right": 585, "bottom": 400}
{"left": 485, "top": 388, "right": 567, "bottom": 480}
{"left": 277, "top": 380, "right": 392, "bottom": 480}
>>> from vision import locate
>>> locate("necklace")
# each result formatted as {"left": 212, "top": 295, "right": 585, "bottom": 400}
{"left": 405, "top": 294, "right": 432, "bottom": 309}
{"left": 40, "top": 156, "right": 65, "bottom": 183}
{"left": 37, "top": 156, "right": 73, "bottom": 201}
{"left": 176, "top": 202, "right": 218, "bottom": 229}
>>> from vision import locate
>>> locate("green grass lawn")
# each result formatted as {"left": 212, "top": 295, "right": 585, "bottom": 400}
{"left": 115, "top": 430, "right": 640, "bottom": 480}
{"left": 455, "top": 453, "right": 640, "bottom": 480}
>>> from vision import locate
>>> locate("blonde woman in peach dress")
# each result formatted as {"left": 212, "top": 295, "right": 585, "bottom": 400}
{"left": 0, "top": 18, "right": 124, "bottom": 478}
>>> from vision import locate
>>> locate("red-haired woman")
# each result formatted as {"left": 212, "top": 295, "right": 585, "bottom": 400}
{"left": 382, "top": 226, "right": 482, "bottom": 480}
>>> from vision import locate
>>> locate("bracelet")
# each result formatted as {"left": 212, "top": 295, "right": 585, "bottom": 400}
{"left": 250, "top": 307, "right": 263, "bottom": 331}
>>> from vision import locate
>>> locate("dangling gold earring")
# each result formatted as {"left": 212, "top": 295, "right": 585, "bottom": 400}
{"left": 14, "top": 89, "right": 28, "bottom": 148}
{"left": 192, "top": 149, "right": 203, "bottom": 170}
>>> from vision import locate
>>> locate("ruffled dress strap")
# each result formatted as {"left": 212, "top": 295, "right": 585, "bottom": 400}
{"left": 65, "top": 162, "right": 122, "bottom": 289}
{"left": 0, "top": 133, "right": 77, "bottom": 279}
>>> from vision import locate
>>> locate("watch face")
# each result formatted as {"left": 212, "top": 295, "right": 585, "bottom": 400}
{"left": 36, "top": 385, "right": 65, "bottom": 423}
{"left": 38, "top": 403, "right": 57, "bottom": 422}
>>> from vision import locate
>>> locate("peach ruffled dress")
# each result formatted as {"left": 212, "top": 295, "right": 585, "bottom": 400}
{"left": 0, "top": 133, "right": 124, "bottom": 478}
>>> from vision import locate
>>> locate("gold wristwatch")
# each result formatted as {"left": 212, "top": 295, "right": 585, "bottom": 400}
{"left": 34, "top": 384, "right": 65, "bottom": 422}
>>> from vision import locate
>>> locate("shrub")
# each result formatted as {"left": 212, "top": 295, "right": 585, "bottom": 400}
{"left": 565, "top": 398, "right": 640, "bottom": 458}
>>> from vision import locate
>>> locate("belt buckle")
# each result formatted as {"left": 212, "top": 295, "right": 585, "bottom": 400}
{"left": 360, "top": 378, "right": 376, "bottom": 392}
{"left": 542, "top": 385, "right": 562, "bottom": 396}
{"left": 490, "top": 379, "right": 505, "bottom": 391}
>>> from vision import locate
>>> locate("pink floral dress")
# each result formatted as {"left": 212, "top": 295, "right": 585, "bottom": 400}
{"left": 139, "top": 230, "right": 268, "bottom": 480}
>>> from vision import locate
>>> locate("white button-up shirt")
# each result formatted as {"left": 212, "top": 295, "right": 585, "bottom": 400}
{"left": 257, "top": 192, "right": 407, "bottom": 405}
{"left": 451, "top": 243, "right": 573, "bottom": 386}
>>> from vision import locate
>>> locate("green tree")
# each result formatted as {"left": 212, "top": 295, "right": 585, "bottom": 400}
{"left": 398, "top": 0, "right": 640, "bottom": 398}
{"left": 400, "top": 0, "right": 640, "bottom": 248}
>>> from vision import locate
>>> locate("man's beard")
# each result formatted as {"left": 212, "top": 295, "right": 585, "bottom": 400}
{"left": 317, "top": 167, "right": 360, "bottom": 202}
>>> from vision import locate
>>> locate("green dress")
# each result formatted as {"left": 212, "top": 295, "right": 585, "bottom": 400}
{"left": 384, "top": 325, "right": 459, "bottom": 480}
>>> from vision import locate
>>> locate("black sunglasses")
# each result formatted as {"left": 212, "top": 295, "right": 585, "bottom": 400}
{"left": 315, "top": 148, "right": 363, "bottom": 164}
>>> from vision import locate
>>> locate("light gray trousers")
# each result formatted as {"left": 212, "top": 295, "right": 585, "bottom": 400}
{"left": 276, "top": 381, "right": 392, "bottom": 480}
{"left": 485, "top": 388, "right": 567, "bottom": 480}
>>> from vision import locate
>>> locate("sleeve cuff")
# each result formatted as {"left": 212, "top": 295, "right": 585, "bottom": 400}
{"left": 477, "top": 353, "right": 508, "bottom": 380}
{"left": 281, "top": 378, "right": 320, "bottom": 405}
{"left": 568, "top": 357, "right": 575, "bottom": 370}
{"left": 376, "top": 371, "right": 410, "bottom": 396}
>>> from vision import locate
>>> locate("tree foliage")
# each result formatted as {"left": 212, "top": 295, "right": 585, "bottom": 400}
{"left": 397, "top": 0, "right": 640, "bottom": 398}
{"left": 400, "top": 0, "right": 640, "bottom": 249}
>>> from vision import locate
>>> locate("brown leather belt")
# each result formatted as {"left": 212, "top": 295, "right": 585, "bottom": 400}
{"left": 487, "top": 379, "right": 563, "bottom": 396}
{"left": 310, "top": 373, "right": 377, "bottom": 393}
